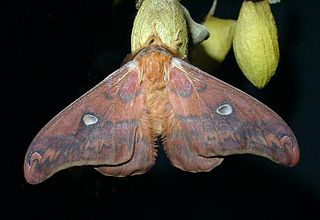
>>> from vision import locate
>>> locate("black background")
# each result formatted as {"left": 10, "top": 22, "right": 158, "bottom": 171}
{"left": 2, "top": 0, "right": 320, "bottom": 219}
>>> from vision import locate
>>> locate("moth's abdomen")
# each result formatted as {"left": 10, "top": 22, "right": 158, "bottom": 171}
{"left": 145, "top": 89, "right": 170, "bottom": 136}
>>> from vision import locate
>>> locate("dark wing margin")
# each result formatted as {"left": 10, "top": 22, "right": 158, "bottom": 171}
{"left": 24, "top": 61, "right": 155, "bottom": 184}
{"left": 164, "top": 58, "right": 299, "bottom": 172}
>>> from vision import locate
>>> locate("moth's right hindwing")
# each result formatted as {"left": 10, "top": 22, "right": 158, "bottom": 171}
{"left": 24, "top": 61, "right": 155, "bottom": 184}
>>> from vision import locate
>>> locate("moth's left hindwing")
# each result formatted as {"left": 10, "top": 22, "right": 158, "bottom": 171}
{"left": 24, "top": 61, "right": 155, "bottom": 184}
{"left": 164, "top": 58, "right": 299, "bottom": 172}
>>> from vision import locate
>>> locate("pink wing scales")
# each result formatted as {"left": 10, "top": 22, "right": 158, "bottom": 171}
{"left": 164, "top": 58, "right": 299, "bottom": 172}
{"left": 24, "top": 61, "right": 155, "bottom": 184}
{"left": 95, "top": 126, "right": 156, "bottom": 177}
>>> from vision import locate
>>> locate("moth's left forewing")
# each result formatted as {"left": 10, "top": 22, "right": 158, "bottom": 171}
{"left": 165, "top": 57, "right": 299, "bottom": 171}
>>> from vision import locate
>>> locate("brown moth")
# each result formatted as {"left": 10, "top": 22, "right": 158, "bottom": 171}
{"left": 24, "top": 0, "right": 299, "bottom": 184}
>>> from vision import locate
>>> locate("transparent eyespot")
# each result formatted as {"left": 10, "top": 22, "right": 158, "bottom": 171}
{"left": 83, "top": 114, "right": 99, "bottom": 126}
{"left": 216, "top": 104, "right": 233, "bottom": 116}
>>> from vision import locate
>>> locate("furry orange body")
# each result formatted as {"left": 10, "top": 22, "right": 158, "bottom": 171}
{"left": 136, "top": 46, "right": 173, "bottom": 139}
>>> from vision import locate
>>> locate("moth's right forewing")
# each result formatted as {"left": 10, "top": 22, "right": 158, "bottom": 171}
{"left": 24, "top": 61, "right": 154, "bottom": 184}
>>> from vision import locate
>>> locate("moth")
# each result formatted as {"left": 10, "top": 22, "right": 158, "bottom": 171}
{"left": 24, "top": 1, "right": 299, "bottom": 184}
{"left": 24, "top": 43, "right": 299, "bottom": 184}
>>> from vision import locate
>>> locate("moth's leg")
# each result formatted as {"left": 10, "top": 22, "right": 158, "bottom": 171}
{"left": 171, "top": 30, "right": 183, "bottom": 54}
{"left": 144, "top": 23, "right": 165, "bottom": 47}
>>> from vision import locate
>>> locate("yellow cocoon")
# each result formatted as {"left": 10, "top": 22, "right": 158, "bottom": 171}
{"left": 192, "top": 16, "right": 235, "bottom": 72}
{"left": 233, "top": 0, "right": 279, "bottom": 89}
{"left": 131, "top": 0, "right": 188, "bottom": 57}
